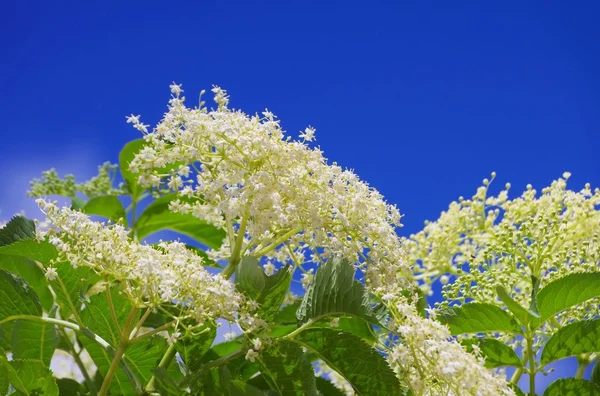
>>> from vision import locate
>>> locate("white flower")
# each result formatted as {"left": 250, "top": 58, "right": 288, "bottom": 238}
{"left": 329, "top": 318, "right": 340, "bottom": 327}
{"left": 126, "top": 114, "right": 140, "bottom": 124}
{"left": 245, "top": 349, "right": 259, "bottom": 362}
{"left": 301, "top": 270, "right": 314, "bottom": 290}
{"left": 252, "top": 338, "right": 262, "bottom": 351}
{"left": 223, "top": 332, "right": 237, "bottom": 341}
{"left": 263, "top": 261, "right": 275, "bottom": 276}
{"left": 170, "top": 82, "right": 183, "bottom": 96}
{"left": 167, "top": 331, "right": 181, "bottom": 345}
{"left": 299, "top": 126, "right": 316, "bottom": 142}
{"left": 45, "top": 267, "right": 58, "bottom": 281}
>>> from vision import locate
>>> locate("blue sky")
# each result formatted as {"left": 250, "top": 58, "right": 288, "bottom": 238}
{"left": 1, "top": 1, "right": 599, "bottom": 392}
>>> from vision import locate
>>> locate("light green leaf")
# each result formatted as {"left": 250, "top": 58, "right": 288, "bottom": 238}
{"left": 236, "top": 257, "right": 292, "bottom": 322}
{"left": 53, "top": 262, "right": 98, "bottom": 318}
{"left": 0, "top": 254, "right": 54, "bottom": 311}
{"left": 0, "top": 216, "right": 35, "bottom": 247}
{"left": 0, "top": 239, "right": 58, "bottom": 264}
{"left": 543, "top": 378, "right": 600, "bottom": 396}
{"left": 176, "top": 325, "right": 217, "bottom": 375}
{"left": 293, "top": 328, "right": 401, "bottom": 396}
{"left": 534, "top": 273, "right": 600, "bottom": 327}
{"left": 11, "top": 320, "right": 58, "bottom": 366}
{"left": 541, "top": 318, "right": 600, "bottom": 366}
{"left": 461, "top": 337, "right": 522, "bottom": 368}
{"left": 199, "top": 365, "right": 265, "bottom": 396}
{"left": 119, "top": 139, "right": 147, "bottom": 201}
{"left": 258, "top": 340, "right": 318, "bottom": 395}
{"left": 296, "top": 258, "right": 387, "bottom": 328}
{"left": 135, "top": 194, "right": 226, "bottom": 249}
{"left": 81, "top": 195, "right": 128, "bottom": 226}
{"left": 7, "top": 358, "right": 59, "bottom": 396}
{"left": 0, "top": 269, "right": 42, "bottom": 320}
{"left": 496, "top": 286, "right": 534, "bottom": 326}
{"left": 437, "top": 303, "right": 522, "bottom": 335}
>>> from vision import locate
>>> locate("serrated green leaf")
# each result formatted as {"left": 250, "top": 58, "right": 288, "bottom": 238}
{"left": 152, "top": 367, "right": 185, "bottom": 396}
{"left": 0, "top": 254, "right": 54, "bottom": 311}
{"left": 56, "top": 378, "right": 85, "bottom": 395}
{"left": 293, "top": 328, "right": 400, "bottom": 396}
{"left": 534, "top": 273, "right": 600, "bottom": 328}
{"left": 0, "top": 216, "right": 35, "bottom": 247}
{"left": 592, "top": 358, "right": 600, "bottom": 387}
{"left": 296, "top": 258, "right": 387, "bottom": 328}
{"left": 461, "top": 337, "right": 522, "bottom": 368}
{"left": 0, "top": 269, "right": 42, "bottom": 320}
{"left": 315, "top": 377, "right": 346, "bottom": 396}
{"left": 437, "top": 303, "right": 522, "bottom": 335}
{"left": 0, "top": 239, "right": 58, "bottom": 264}
{"left": 543, "top": 378, "right": 600, "bottom": 396}
{"left": 258, "top": 340, "right": 318, "bottom": 395}
{"left": 120, "top": 139, "right": 147, "bottom": 202}
{"left": 198, "top": 365, "right": 265, "bottom": 396}
{"left": 11, "top": 320, "right": 58, "bottom": 366}
{"left": 53, "top": 262, "right": 99, "bottom": 318}
{"left": 176, "top": 325, "right": 217, "bottom": 375}
{"left": 541, "top": 318, "right": 600, "bottom": 366}
{"left": 8, "top": 358, "right": 59, "bottom": 396}
{"left": 236, "top": 257, "right": 292, "bottom": 322}
{"left": 135, "top": 193, "right": 226, "bottom": 249}
{"left": 81, "top": 195, "right": 128, "bottom": 226}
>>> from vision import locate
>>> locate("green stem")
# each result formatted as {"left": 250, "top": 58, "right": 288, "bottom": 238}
{"left": 222, "top": 212, "right": 250, "bottom": 279}
{"left": 510, "top": 348, "right": 528, "bottom": 384}
{"left": 98, "top": 343, "right": 127, "bottom": 396}
{"left": 576, "top": 354, "right": 591, "bottom": 378}
{"left": 146, "top": 343, "right": 178, "bottom": 392}
{"left": 526, "top": 335, "right": 536, "bottom": 396}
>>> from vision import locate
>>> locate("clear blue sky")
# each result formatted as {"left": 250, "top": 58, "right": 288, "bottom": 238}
{"left": 1, "top": 1, "right": 599, "bottom": 392}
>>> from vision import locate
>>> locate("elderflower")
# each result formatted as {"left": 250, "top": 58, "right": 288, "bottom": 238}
{"left": 263, "top": 261, "right": 275, "bottom": 276}
{"left": 252, "top": 338, "right": 262, "bottom": 351}
{"left": 245, "top": 349, "right": 259, "bottom": 362}
{"left": 129, "top": 84, "right": 409, "bottom": 288}
{"left": 45, "top": 267, "right": 58, "bottom": 281}
{"left": 37, "top": 199, "right": 254, "bottom": 327}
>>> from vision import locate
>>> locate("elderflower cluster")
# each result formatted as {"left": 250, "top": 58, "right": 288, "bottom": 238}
{"left": 406, "top": 173, "right": 600, "bottom": 339}
{"left": 29, "top": 162, "right": 125, "bottom": 198}
{"left": 387, "top": 298, "right": 515, "bottom": 396}
{"left": 37, "top": 199, "right": 253, "bottom": 327}
{"left": 128, "top": 84, "right": 409, "bottom": 285}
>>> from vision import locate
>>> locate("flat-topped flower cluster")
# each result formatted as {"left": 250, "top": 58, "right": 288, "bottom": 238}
{"left": 37, "top": 199, "right": 252, "bottom": 327}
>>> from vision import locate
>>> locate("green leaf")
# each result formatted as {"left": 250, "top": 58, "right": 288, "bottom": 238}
{"left": 199, "top": 365, "right": 265, "bottom": 396}
{"left": 0, "top": 216, "right": 35, "bottom": 247}
{"left": 437, "top": 303, "right": 522, "bottom": 335}
{"left": 135, "top": 194, "right": 226, "bottom": 249}
{"left": 541, "top": 318, "right": 600, "bottom": 366}
{"left": 0, "top": 239, "right": 58, "bottom": 264}
{"left": 0, "top": 254, "right": 54, "bottom": 311}
{"left": 535, "top": 273, "right": 600, "bottom": 327}
{"left": 56, "top": 378, "right": 85, "bottom": 395}
{"left": 293, "top": 328, "right": 401, "bottom": 396}
{"left": 53, "top": 262, "right": 98, "bottom": 318}
{"left": 0, "top": 269, "right": 42, "bottom": 320}
{"left": 6, "top": 358, "right": 59, "bottom": 396}
{"left": 461, "top": 337, "right": 522, "bottom": 368}
{"left": 119, "top": 139, "right": 147, "bottom": 202}
{"left": 236, "top": 257, "right": 292, "bottom": 322}
{"left": 296, "top": 258, "right": 386, "bottom": 327}
{"left": 151, "top": 367, "right": 185, "bottom": 396}
{"left": 315, "top": 377, "right": 346, "bottom": 396}
{"left": 11, "top": 320, "right": 58, "bottom": 366}
{"left": 543, "top": 378, "right": 600, "bottom": 396}
{"left": 71, "top": 196, "right": 88, "bottom": 210}
{"left": 592, "top": 358, "right": 600, "bottom": 387}
{"left": 176, "top": 325, "right": 217, "bottom": 375}
{"left": 496, "top": 286, "right": 535, "bottom": 326}
{"left": 81, "top": 195, "right": 128, "bottom": 226}
{"left": 258, "top": 340, "right": 318, "bottom": 395}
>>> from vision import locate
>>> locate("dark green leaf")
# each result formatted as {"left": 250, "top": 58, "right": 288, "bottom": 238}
{"left": 236, "top": 257, "right": 292, "bottom": 322}
{"left": 461, "top": 337, "right": 522, "bottom": 368}
{"left": 543, "top": 378, "right": 600, "bottom": 396}
{"left": 258, "top": 340, "right": 317, "bottom": 395}
{"left": 592, "top": 358, "right": 600, "bottom": 387}
{"left": 152, "top": 367, "right": 185, "bottom": 396}
{"left": 437, "top": 303, "right": 522, "bottom": 335}
{"left": 135, "top": 193, "right": 226, "bottom": 249}
{"left": 0, "top": 239, "right": 58, "bottom": 264}
{"left": 0, "top": 216, "right": 35, "bottom": 247}
{"left": 293, "top": 328, "right": 401, "bottom": 396}
{"left": 315, "top": 377, "right": 345, "bottom": 396}
{"left": 0, "top": 254, "right": 54, "bottom": 311}
{"left": 296, "top": 258, "right": 387, "bottom": 327}
{"left": 53, "top": 262, "right": 98, "bottom": 318}
{"left": 535, "top": 273, "right": 600, "bottom": 327}
{"left": 0, "top": 269, "right": 42, "bottom": 320}
{"left": 11, "top": 320, "right": 58, "bottom": 366}
{"left": 176, "top": 325, "right": 217, "bottom": 375}
{"left": 119, "top": 139, "right": 147, "bottom": 202}
{"left": 7, "top": 358, "right": 59, "bottom": 395}
{"left": 56, "top": 378, "right": 85, "bottom": 395}
{"left": 541, "top": 318, "right": 600, "bottom": 366}
{"left": 199, "top": 365, "right": 265, "bottom": 396}
{"left": 81, "top": 195, "right": 128, "bottom": 226}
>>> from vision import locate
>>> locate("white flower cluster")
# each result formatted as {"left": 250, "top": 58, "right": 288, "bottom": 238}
{"left": 406, "top": 173, "right": 600, "bottom": 337}
{"left": 37, "top": 199, "right": 251, "bottom": 326}
{"left": 387, "top": 299, "right": 515, "bottom": 396}
{"left": 128, "top": 85, "right": 408, "bottom": 284}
